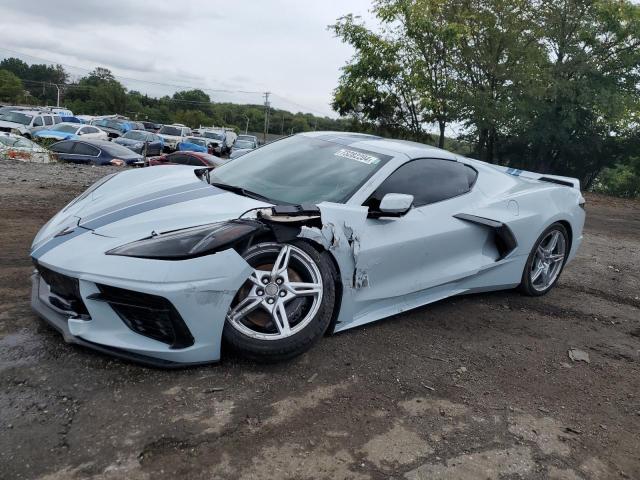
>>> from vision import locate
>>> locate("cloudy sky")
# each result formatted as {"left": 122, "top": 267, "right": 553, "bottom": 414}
{"left": 0, "top": 0, "right": 376, "bottom": 117}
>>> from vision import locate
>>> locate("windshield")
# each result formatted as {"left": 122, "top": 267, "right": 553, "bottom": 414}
{"left": 101, "top": 143, "right": 140, "bottom": 158}
{"left": 203, "top": 132, "right": 224, "bottom": 140}
{"left": 95, "top": 119, "right": 126, "bottom": 131}
{"left": 159, "top": 126, "right": 182, "bottom": 136}
{"left": 52, "top": 124, "right": 79, "bottom": 134}
{"left": 0, "top": 112, "right": 33, "bottom": 125}
{"left": 234, "top": 140, "right": 254, "bottom": 149}
{"left": 210, "top": 136, "right": 391, "bottom": 204}
{"left": 122, "top": 131, "right": 148, "bottom": 141}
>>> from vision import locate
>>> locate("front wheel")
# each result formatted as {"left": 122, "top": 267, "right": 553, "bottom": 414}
{"left": 222, "top": 241, "right": 336, "bottom": 361}
{"left": 519, "top": 223, "right": 569, "bottom": 296}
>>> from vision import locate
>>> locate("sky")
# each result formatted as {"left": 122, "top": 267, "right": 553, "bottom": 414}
{"left": 0, "top": 0, "right": 376, "bottom": 117}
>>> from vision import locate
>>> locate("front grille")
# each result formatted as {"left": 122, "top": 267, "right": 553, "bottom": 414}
{"left": 36, "top": 265, "right": 89, "bottom": 316}
{"left": 0, "top": 126, "right": 12, "bottom": 133}
{"left": 90, "top": 284, "right": 194, "bottom": 349}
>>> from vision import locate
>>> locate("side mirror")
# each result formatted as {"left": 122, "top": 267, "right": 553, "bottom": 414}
{"left": 378, "top": 193, "right": 414, "bottom": 217}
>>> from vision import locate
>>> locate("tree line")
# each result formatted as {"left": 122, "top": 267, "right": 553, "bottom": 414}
{"left": 331, "top": 0, "right": 640, "bottom": 194}
{"left": 0, "top": 59, "right": 352, "bottom": 137}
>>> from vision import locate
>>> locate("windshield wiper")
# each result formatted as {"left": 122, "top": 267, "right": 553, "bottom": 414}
{"left": 210, "top": 182, "right": 273, "bottom": 203}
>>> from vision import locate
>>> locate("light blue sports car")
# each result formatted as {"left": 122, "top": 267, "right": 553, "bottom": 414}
{"left": 30, "top": 132, "right": 585, "bottom": 366}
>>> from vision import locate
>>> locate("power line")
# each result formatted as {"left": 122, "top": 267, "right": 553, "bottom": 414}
{"left": 270, "top": 93, "right": 331, "bottom": 117}
{"left": 0, "top": 46, "right": 334, "bottom": 117}
{"left": 16, "top": 77, "right": 270, "bottom": 108}
{"left": 0, "top": 46, "right": 263, "bottom": 95}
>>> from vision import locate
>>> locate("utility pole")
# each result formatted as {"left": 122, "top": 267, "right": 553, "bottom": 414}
{"left": 243, "top": 115, "right": 250, "bottom": 135}
{"left": 50, "top": 83, "right": 60, "bottom": 107}
{"left": 263, "top": 92, "right": 270, "bottom": 144}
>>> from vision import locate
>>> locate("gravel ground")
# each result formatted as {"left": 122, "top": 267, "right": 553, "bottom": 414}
{"left": 1, "top": 159, "right": 639, "bottom": 480}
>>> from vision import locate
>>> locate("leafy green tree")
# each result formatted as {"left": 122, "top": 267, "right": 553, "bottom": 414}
{"left": 66, "top": 67, "right": 127, "bottom": 114}
{"left": 333, "top": 0, "right": 640, "bottom": 190}
{"left": 506, "top": 0, "right": 640, "bottom": 186}
{"left": 331, "top": 14, "right": 427, "bottom": 139}
{"left": 0, "top": 69, "right": 24, "bottom": 102}
{"left": 174, "top": 109, "right": 210, "bottom": 128}
{"left": 374, "top": 0, "right": 463, "bottom": 147}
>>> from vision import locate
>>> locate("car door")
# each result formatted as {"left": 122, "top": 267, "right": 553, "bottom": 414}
{"left": 49, "top": 140, "right": 76, "bottom": 161}
{"left": 30, "top": 116, "right": 45, "bottom": 134}
{"left": 150, "top": 135, "right": 162, "bottom": 155}
{"left": 80, "top": 126, "right": 103, "bottom": 140}
{"left": 353, "top": 158, "right": 490, "bottom": 303}
{"left": 165, "top": 153, "right": 191, "bottom": 165}
{"left": 66, "top": 142, "right": 100, "bottom": 164}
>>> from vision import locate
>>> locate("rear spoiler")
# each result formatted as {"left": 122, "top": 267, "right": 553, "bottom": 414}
{"left": 492, "top": 165, "right": 581, "bottom": 190}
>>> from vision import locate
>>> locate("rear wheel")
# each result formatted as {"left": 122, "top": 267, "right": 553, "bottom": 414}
{"left": 519, "top": 223, "right": 569, "bottom": 296}
{"left": 222, "top": 241, "right": 336, "bottom": 361}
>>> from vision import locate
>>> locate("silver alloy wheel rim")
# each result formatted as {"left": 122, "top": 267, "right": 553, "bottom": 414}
{"left": 530, "top": 229, "right": 566, "bottom": 291}
{"left": 226, "top": 244, "right": 323, "bottom": 340}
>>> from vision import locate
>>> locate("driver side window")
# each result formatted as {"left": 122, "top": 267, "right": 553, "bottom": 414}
{"left": 365, "top": 159, "right": 478, "bottom": 210}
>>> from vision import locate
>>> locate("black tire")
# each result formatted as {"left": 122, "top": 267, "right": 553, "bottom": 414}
{"left": 222, "top": 241, "right": 336, "bottom": 362}
{"left": 519, "top": 222, "right": 569, "bottom": 296}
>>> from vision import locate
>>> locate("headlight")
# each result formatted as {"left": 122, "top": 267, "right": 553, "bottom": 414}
{"left": 106, "top": 221, "right": 260, "bottom": 259}
{"left": 134, "top": 142, "right": 144, "bottom": 148}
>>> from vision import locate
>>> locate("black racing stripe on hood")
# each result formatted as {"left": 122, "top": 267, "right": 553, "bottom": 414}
{"left": 31, "top": 186, "right": 225, "bottom": 260}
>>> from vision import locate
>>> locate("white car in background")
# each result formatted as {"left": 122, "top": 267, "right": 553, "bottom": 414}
{"left": 0, "top": 110, "right": 62, "bottom": 138}
{"left": 157, "top": 124, "right": 192, "bottom": 151}
{"left": 201, "top": 128, "right": 237, "bottom": 156}
{"left": 33, "top": 123, "right": 108, "bottom": 142}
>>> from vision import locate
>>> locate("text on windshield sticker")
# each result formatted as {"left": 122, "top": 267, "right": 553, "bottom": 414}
{"left": 334, "top": 148, "right": 380, "bottom": 165}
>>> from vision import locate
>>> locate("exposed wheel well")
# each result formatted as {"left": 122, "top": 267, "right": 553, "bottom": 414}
{"left": 557, "top": 220, "right": 573, "bottom": 252}
{"left": 298, "top": 239, "right": 343, "bottom": 335}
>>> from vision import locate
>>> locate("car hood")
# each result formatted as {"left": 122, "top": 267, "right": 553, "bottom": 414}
{"left": 0, "top": 120, "right": 26, "bottom": 129}
{"left": 32, "top": 166, "right": 270, "bottom": 255}
{"left": 35, "top": 130, "right": 76, "bottom": 139}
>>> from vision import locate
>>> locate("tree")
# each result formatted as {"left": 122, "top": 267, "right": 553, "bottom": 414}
{"left": 507, "top": 0, "right": 640, "bottom": 186}
{"left": 331, "top": 14, "right": 430, "bottom": 140}
{"left": 0, "top": 69, "right": 23, "bottom": 102}
{"left": 333, "top": 0, "right": 640, "bottom": 188}
{"left": 66, "top": 67, "right": 128, "bottom": 114}
{"left": 375, "top": 0, "right": 463, "bottom": 147}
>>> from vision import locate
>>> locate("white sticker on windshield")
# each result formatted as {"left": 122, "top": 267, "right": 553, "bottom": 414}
{"left": 334, "top": 148, "right": 380, "bottom": 165}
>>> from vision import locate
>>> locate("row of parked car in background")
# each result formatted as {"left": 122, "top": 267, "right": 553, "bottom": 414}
{"left": 0, "top": 104, "right": 260, "bottom": 168}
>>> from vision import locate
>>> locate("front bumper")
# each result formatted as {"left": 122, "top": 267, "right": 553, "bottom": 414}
{"left": 30, "top": 245, "right": 252, "bottom": 367}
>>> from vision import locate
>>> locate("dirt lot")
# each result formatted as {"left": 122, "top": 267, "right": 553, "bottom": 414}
{"left": 1, "top": 160, "right": 639, "bottom": 480}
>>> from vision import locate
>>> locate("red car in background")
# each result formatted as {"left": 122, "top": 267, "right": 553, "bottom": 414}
{"left": 148, "top": 151, "right": 227, "bottom": 168}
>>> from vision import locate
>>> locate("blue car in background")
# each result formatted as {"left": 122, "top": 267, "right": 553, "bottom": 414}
{"left": 49, "top": 139, "right": 143, "bottom": 166}
{"left": 90, "top": 118, "right": 132, "bottom": 138}
{"left": 177, "top": 136, "right": 211, "bottom": 153}
{"left": 34, "top": 123, "right": 109, "bottom": 141}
